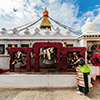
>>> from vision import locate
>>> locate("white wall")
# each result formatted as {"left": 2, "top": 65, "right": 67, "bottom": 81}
{"left": 79, "top": 38, "right": 87, "bottom": 47}
{"left": 0, "top": 55, "right": 10, "bottom": 69}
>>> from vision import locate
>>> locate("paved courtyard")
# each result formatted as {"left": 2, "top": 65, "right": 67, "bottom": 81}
{"left": 0, "top": 79, "right": 100, "bottom": 100}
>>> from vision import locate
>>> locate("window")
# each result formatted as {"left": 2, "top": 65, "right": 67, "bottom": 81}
{"left": 0, "top": 45, "right": 5, "bottom": 54}
{"left": 66, "top": 44, "right": 73, "bottom": 47}
{"left": 21, "top": 44, "right": 29, "bottom": 47}
{"left": 8, "top": 44, "right": 17, "bottom": 47}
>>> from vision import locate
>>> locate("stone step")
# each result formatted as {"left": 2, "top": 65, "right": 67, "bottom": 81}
{"left": 0, "top": 74, "right": 92, "bottom": 88}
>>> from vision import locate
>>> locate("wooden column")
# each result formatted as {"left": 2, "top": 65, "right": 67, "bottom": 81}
{"left": 34, "top": 48, "right": 39, "bottom": 72}
{"left": 26, "top": 52, "right": 31, "bottom": 71}
{"left": 10, "top": 52, "right": 14, "bottom": 72}
{"left": 57, "top": 48, "right": 61, "bottom": 72}
{"left": 62, "top": 51, "right": 67, "bottom": 72}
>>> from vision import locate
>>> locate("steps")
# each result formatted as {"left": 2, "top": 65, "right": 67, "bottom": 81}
{"left": 0, "top": 74, "right": 77, "bottom": 88}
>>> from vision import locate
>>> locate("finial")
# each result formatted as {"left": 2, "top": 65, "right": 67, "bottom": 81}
{"left": 45, "top": 7, "right": 47, "bottom": 10}
{"left": 40, "top": 8, "right": 51, "bottom": 30}
{"left": 86, "top": 17, "right": 92, "bottom": 23}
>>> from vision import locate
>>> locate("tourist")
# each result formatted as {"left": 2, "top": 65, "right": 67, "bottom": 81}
{"left": 74, "top": 54, "right": 89, "bottom": 95}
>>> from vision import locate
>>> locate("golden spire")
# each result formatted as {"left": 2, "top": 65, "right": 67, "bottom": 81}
{"left": 40, "top": 7, "right": 51, "bottom": 30}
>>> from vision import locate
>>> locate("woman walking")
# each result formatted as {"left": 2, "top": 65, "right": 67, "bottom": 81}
{"left": 74, "top": 54, "right": 89, "bottom": 95}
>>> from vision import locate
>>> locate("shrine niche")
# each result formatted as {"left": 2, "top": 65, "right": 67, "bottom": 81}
{"left": 6, "top": 47, "right": 32, "bottom": 72}
{"left": 39, "top": 47, "right": 57, "bottom": 72}
{"left": 61, "top": 47, "right": 86, "bottom": 72}
{"left": 33, "top": 42, "right": 62, "bottom": 72}
{"left": 12, "top": 51, "right": 27, "bottom": 70}
{"left": 67, "top": 52, "right": 78, "bottom": 71}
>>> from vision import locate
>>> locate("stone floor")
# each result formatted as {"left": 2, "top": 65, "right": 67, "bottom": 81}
{"left": 0, "top": 79, "right": 100, "bottom": 100}
{"left": 87, "top": 78, "right": 100, "bottom": 100}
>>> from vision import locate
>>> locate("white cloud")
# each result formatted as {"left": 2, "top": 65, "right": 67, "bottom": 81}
{"left": 94, "top": 14, "right": 100, "bottom": 24}
{"left": 83, "top": 11, "right": 94, "bottom": 17}
{"left": 95, "top": 5, "right": 100, "bottom": 7}
{"left": 79, "top": 7, "right": 100, "bottom": 31}
{"left": 0, "top": 0, "right": 80, "bottom": 33}
{"left": 0, "top": 0, "right": 100, "bottom": 34}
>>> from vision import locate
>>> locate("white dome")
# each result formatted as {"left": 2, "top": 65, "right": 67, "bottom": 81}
{"left": 82, "top": 17, "right": 97, "bottom": 33}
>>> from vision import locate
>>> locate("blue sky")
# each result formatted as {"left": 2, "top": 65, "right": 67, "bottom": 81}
{"left": 77, "top": 0, "right": 100, "bottom": 16}
{"left": 0, "top": 0, "right": 100, "bottom": 33}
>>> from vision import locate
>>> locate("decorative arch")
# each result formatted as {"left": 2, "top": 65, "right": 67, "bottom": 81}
{"left": 6, "top": 47, "right": 32, "bottom": 72}
{"left": 61, "top": 47, "right": 86, "bottom": 72}
{"left": 33, "top": 42, "right": 62, "bottom": 72}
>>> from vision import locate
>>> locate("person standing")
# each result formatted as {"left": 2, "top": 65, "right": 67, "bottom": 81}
{"left": 74, "top": 54, "right": 89, "bottom": 95}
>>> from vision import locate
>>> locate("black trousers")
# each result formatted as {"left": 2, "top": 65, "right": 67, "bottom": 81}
{"left": 78, "top": 73, "right": 89, "bottom": 95}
